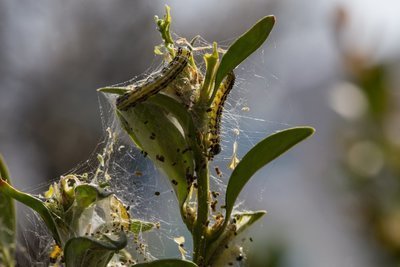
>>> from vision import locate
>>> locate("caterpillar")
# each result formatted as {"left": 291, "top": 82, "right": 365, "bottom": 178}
{"left": 207, "top": 71, "right": 236, "bottom": 158}
{"left": 116, "top": 46, "right": 192, "bottom": 111}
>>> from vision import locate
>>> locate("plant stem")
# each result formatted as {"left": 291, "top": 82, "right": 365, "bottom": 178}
{"left": 0, "top": 154, "right": 11, "bottom": 181}
{"left": 193, "top": 156, "right": 210, "bottom": 266}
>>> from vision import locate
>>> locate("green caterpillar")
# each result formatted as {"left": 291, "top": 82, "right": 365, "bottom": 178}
{"left": 207, "top": 71, "right": 236, "bottom": 158}
{"left": 116, "top": 46, "right": 192, "bottom": 111}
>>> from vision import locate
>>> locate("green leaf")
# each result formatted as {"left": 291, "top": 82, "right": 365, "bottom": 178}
{"left": 148, "top": 94, "right": 195, "bottom": 136}
{"left": 207, "top": 126, "right": 313, "bottom": 264}
{"left": 232, "top": 210, "right": 266, "bottom": 236}
{"left": 212, "top": 16, "right": 275, "bottom": 102}
{"left": 134, "top": 259, "right": 198, "bottom": 267}
{"left": 74, "top": 184, "right": 111, "bottom": 209}
{"left": 0, "top": 179, "right": 63, "bottom": 245}
{"left": 64, "top": 232, "right": 127, "bottom": 267}
{"left": 201, "top": 42, "right": 219, "bottom": 101}
{"left": 130, "top": 219, "right": 155, "bottom": 235}
{"left": 0, "top": 154, "right": 16, "bottom": 267}
{"left": 147, "top": 94, "right": 199, "bottom": 156}
{"left": 155, "top": 5, "right": 174, "bottom": 47}
{"left": 68, "top": 184, "right": 113, "bottom": 230}
{"left": 225, "top": 127, "right": 314, "bottom": 222}
{"left": 117, "top": 102, "right": 195, "bottom": 208}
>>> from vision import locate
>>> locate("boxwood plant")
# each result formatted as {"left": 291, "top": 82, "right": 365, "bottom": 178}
{"left": 0, "top": 6, "right": 314, "bottom": 267}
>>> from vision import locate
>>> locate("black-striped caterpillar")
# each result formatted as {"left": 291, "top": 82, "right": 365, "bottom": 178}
{"left": 207, "top": 71, "right": 236, "bottom": 158}
{"left": 116, "top": 46, "right": 192, "bottom": 111}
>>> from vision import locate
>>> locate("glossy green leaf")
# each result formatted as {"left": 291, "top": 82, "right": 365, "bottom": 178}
{"left": 0, "top": 179, "right": 62, "bottom": 245}
{"left": 225, "top": 127, "right": 314, "bottom": 222}
{"left": 0, "top": 154, "right": 16, "bottom": 266}
{"left": 134, "top": 259, "right": 198, "bottom": 267}
{"left": 147, "top": 94, "right": 199, "bottom": 157}
{"left": 64, "top": 232, "right": 127, "bottom": 267}
{"left": 148, "top": 94, "right": 195, "bottom": 137}
{"left": 212, "top": 16, "right": 275, "bottom": 102}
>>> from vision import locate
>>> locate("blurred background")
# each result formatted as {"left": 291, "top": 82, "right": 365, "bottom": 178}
{"left": 1, "top": 0, "right": 400, "bottom": 266}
